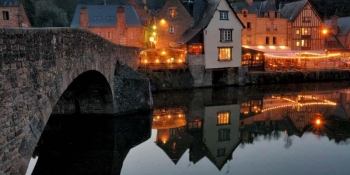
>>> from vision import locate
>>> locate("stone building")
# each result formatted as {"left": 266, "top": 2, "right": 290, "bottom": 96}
{"left": 152, "top": 0, "right": 193, "bottom": 48}
{"left": 0, "top": 0, "right": 31, "bottom": 27}
{"left": 70, "top": 4, "right": 146, "bottom": 48}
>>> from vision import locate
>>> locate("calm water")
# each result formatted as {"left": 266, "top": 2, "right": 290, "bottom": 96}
{"left": 27, "top": 82, "right": 350, "bottom": 175}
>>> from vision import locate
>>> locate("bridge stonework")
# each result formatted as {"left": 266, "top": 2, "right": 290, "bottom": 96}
{"left": 0, "top": 28, "right": 151, "bottom": 175}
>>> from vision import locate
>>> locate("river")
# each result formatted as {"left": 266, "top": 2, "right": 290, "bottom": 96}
{"left": 27, "top": 82, "right": 350, "bottom": 175}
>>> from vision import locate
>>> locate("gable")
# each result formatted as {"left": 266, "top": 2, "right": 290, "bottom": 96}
{"left": 155, "top": 0, "right": 190, "bottom": 19}
{"left": 207, "top": 0, "right": 244, "bottom": 30}
{"left": 292, "top": 2, "right": 322, "bottom": 25}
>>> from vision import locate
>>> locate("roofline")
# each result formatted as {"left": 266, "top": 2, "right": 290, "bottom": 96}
{"left": 226, "top": 0, "right": 246, "bottom": 28}
{"left": 290, "top": 0, "right": 323, "bottom": 22}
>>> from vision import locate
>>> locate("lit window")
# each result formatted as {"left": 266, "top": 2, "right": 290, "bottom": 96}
{"left": 302, "top": 17, "right": 311, "bottom": 23}
{"left": 296, "top": 41, "right": 300, "bottom": 46}
{"left": 219, "top": 11, "right": 228, "bottom": 20}
{"left": 3, "top": 11, "right": 9, "bottom": 20}
{"left": 220, "top": 29, "right": 232, "bottom": 42}
{"left": 218, "top": 129, "right": 230, "bottom": 141}
{"left": 301, "top": 28, "right": 311, "bottom": 35}
{"left": 169, "top": 25, "right": 174, "bottom": 34}
{"left": 218, "top": 47, "right": 232, "bottom": 61}
{"left": 188, "top": 120, "right": 202, "bottom": 129}
{"left": 301, "top": 39, "right": 310, "bottom": 47}
{"left": 169, "top": 8, "right": 176, "bottom": 18}
{"left": 188, "top": 43, "right": 203, "bottom": 54}
{"left": 217, "top": 112, "right": 230, "bottom": 125}
{"left": 217, "top": 148, "right": 226, "bottom": 157}
{"left": 296, "top": 29, "right": 300, "bottom": 35}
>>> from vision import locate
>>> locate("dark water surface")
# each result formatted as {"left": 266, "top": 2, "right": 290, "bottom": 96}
{"left": 27, "top": 82, "right": 350, "bottom": 175}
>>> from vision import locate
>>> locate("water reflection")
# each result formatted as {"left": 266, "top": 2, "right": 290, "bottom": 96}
{"left": 28, "top": 82, "right": 350, "bottom": 175}
{"left": 28, "top": 112, "right": 152, "bottom": 175}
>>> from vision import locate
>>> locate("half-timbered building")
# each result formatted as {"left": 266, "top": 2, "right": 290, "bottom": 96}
{"left": 279, "top": 0, "right": 324, "bottom": 51}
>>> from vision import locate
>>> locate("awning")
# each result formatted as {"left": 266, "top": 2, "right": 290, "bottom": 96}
{"left": 243, "top": 46, "right": 339, "bottom": 59}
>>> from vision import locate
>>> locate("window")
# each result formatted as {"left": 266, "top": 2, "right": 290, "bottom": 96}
{"left": 106, "top": 16, "right": 114, "bottom": 21}
{"left": 218, "top": 129, "right": 230, "bottom": 141}
{"left": 247, "top": 35, "right": 251, "bottom": 44}
{"left": 217, "top": 148, "right": 226, "bottom": 157}
{"left": 247, "top": 22, "right": 251, "bottom": 29}
{"left": 301, "top": 28, "right": 311, "bottom": 35}
{"left": 108, "top": 32, "right": 113, "bottom": 39}
{"left": 296, "top": 41, "right": 300, "bottom": 46}
{"left": 266, "top": 37, "right": 270, "bottom": 44}
{"left": 296, "top": 29, "right": 300, "bottom": 35}
{"left": 273, "top": 37, "right": 277, "bottom": 45}
{"left": 188, "top": 120, "right": 202, "bottom": 129}
{"left": 217, "top": 112, "right": 230, "bottom": 125}
{"left": 266, "top": 24, "right": 270, "bottom": 30}
{"left": 188, "top": 43, "right": 203, "bottom": 54}
{"left": 302, "top": 17, "right": 311, "bottom": 23}
{"left": 218, "top": 47, "right": 232, "bottom": 61}
{"left": 220, "top": 29, "right": 232, "bottom": 42}
{"left": 243, "top": 10, "right": 247, "bottom": 17}
{"left": 273, "top": 23, "right": 277, "bottom": 30}
{"left": 169, "top": 25, "right": 174, "bottom": 34}
{"left": 169, "top": 8, "right": 176, "bottom": 18}
{"left": 3, "top": 11, "right": 9, "bottom": 20}
{"left": 219, "top": 11, "right": 228, "bottom": 20}
{"left": 301, "top": 39, "right": 310, "bottom": 47}
{"left": 93, "top": 16, "right": 102, "bottom": 20}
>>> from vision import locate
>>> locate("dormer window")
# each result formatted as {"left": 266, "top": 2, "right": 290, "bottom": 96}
{"left": 219, "top": 11, "right": 228, "bottom": 20}
{"left": 242, "top": 10, "right": 248, "bottom": 17}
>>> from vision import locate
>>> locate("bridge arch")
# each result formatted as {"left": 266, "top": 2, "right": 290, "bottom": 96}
{"left": 0, "top": 28, "right": 152, "bottom": 175}
{"left": 52, "top": 70, "right": 114, "bottom": 114}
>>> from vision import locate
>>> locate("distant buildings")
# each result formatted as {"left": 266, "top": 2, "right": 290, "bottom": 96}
{"left": 0, "top": 0, "right": 31, "bottom": 28}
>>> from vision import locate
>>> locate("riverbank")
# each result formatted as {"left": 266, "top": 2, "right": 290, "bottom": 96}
{"left": 139, "top": 68, "right": 350, "bottom": 91}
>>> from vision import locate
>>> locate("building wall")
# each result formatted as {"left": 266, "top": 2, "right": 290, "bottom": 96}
{"left": 237, "top": 13, "right": 258, "bottom": 45}
{"left": 0, "top": 3, "right": 31, "bottom": 27}
{"left": 255, "top": 17, "right": 288, "bottom": 46}
{"left": 154, "top": 0, "right": 193, "bottom": 48}
{"left": 204, "top": 0, "right": 243, "bottom": 69}
{"left": 289, "top": 2, "right": 323, "bottom": 50}
{"left": 79, "top": 7, "right": 145, "bottom": 48}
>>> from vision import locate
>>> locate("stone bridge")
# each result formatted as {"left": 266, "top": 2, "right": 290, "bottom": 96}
{"left": 0, "top": 28, "right": 152, "bottom": 175}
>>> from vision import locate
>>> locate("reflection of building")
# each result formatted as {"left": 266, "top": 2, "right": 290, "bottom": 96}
{"left": 202, "top": 105, "right": 240, "bottom": 170}
{"left": 0, "top": 0, "right": 31, "bottom": 28}
{"left": 153, "top": 108, "right": 192, "bottom": 164}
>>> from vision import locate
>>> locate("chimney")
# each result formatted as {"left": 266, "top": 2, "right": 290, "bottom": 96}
{"left": 79, "top": 6, "right": 89, "bottom": 28}
{"left": 330, "top": 15, "right": 338, "bottom": 35}
{"left": 268, "top": 0, "right": 275, "bottom": 10}
{"left": 246, "top": 0, "right": 253, "bottom": 6}
{"left": 117, "top": 6, "right": 127, "bottom": 33}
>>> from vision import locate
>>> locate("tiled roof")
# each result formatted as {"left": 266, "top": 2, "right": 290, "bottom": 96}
{"left": 179, "top": 0, "right": 244, "bottom": 43}
{"left": 336, "top": 17, "right": 350, "bottom": 36}
{"left": 279, "top": 0, "right": 308, "bottom": 21}
{"left": 70, "top": 4, "right": 142, "bottom": 28}
{"left": 231, "top": 0, "right": 277, "bottom": 17}
{"left": 0, "top": 0, "right": 19, "bottom": 6}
